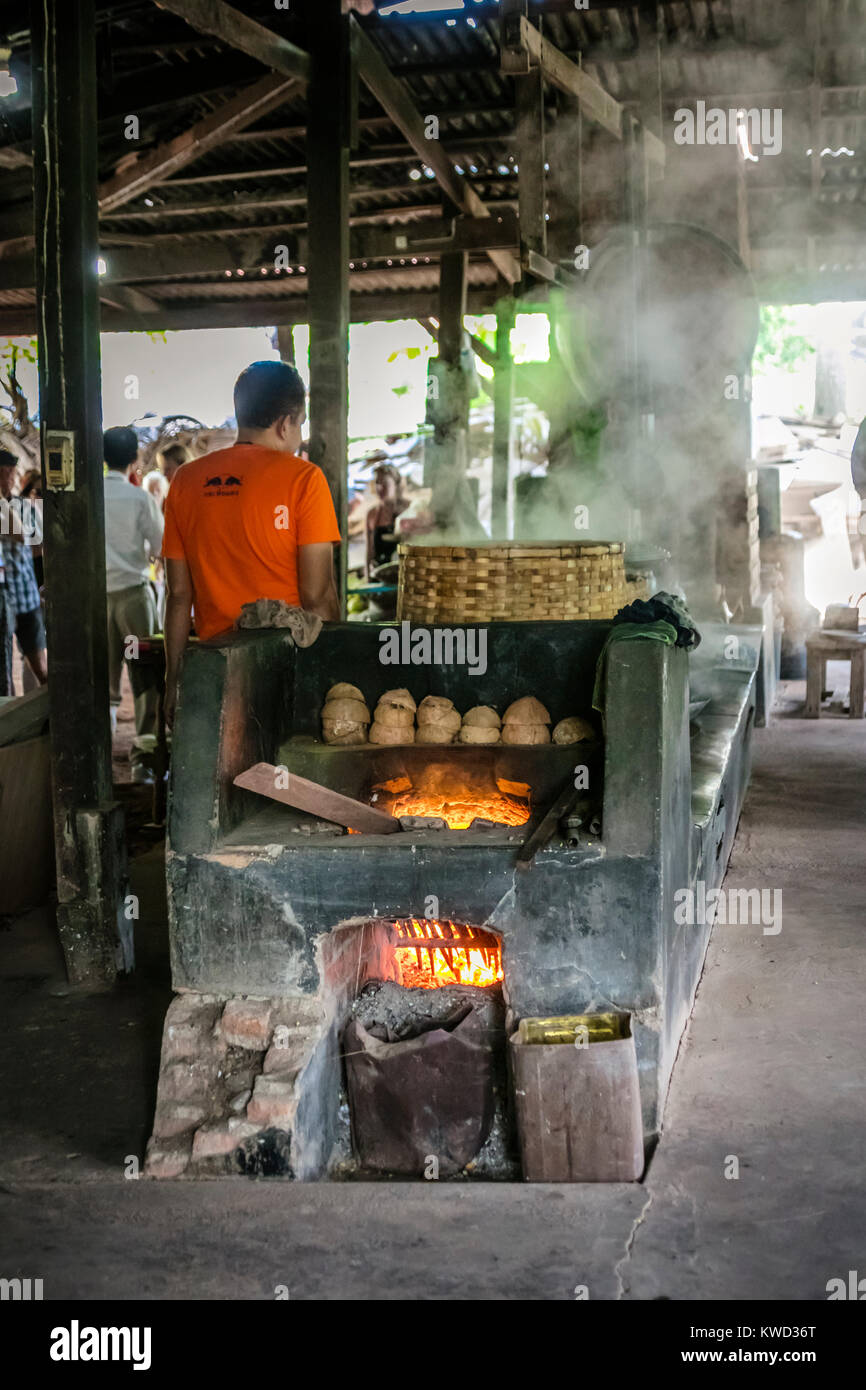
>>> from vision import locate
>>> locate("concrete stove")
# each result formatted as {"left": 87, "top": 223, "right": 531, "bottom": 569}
{"left": 146, "top": 618, "right": 759, "bottom": 1180}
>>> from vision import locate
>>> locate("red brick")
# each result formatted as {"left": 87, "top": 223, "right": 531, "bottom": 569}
{"left": 159, "top": 1059, "right": 218, "bottom": 1104}
{"left": 145, "top": 1137, "right": 192, "bottom": 1179}
{"left": 219, "top": 997, "right": 273, "bottom": 1049}
{"left": 262, "top": 1026, "right": 312, "bottom": 1078}
{"left": 152, "top": 1102, "right": 208, "bottom": 1140}
{"left": 246, "top": 1075, "right": 297, "bottom": 1129}
{"left": 163, "top": 1018, "right": 223, "bottom": 1064}
{"left": 191, "top": 1120, "right": 258, "bottom": 1160}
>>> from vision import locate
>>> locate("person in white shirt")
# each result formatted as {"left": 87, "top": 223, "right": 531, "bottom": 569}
{"left": 103, "top": 426, "right": 164, "bottom": 783}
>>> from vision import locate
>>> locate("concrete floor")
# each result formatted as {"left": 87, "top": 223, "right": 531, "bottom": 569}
{"left": 0, "top": 682, "right": 863, "bottom": 1300}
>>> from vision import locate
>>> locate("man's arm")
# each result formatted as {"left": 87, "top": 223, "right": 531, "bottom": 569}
{"left": 298, "top": 542, "right": 341, "bottom": 621}
{"left": 164, "top": 557, "right": 193, "bottom": 728}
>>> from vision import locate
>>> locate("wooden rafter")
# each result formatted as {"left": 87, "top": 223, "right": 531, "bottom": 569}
{"left": 505, "top": 12, "right": 666, "bottom": 168}
{"left": 98, "top": 73, "right": 301, "bottom": 214}
{"left": 351, "top": 16, "right": 521, "bottom": 285}
{"left": 152, "top": 0, "right": 310, "bottom": 84}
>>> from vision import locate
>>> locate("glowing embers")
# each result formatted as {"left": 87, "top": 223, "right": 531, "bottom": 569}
{"left": 392, "top": 919, "right": 503, "bottom": 989}
{"left": 375, "top": 768, "right": 531, "bottom": 830}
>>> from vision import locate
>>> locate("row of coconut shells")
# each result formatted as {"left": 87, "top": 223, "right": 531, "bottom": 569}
{"left": 320, "top": 685, "right": 596, "bottom": 747}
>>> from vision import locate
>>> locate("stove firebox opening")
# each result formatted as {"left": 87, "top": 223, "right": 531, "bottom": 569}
{"left": 324, "top": 918, "right": 515, "bottom": 1179}
{"left": 393, "top": 919, "right": 503, "bottom": 989}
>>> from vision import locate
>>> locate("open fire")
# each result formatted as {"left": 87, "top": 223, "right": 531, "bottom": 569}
{"left": 393, "top": 919, "right": 503, "bottom": 989}
{"left": 374, "top": 767, "right": 531, "bottom": 831}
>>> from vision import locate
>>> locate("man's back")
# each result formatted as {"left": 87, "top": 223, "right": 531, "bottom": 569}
{"left": 104, "top": 470, "right": 164, "bottom": 592}
{"left": 162, "top": 443, "right": 340, "bottom": 640}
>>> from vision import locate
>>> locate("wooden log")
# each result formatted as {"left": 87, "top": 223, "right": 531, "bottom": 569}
{"left": 234, "top": 762, "right": 401, "bottom": 835}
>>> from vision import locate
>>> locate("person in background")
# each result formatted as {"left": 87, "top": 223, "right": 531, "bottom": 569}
{"left": 0, "top": 493, "right": 13, "bottom": 697}
{"left": 0, "top": 449, "right": 47, "bottom": 688}
{"left": 160, "top": 442, "right": 193, "bottom": 490}
{"left": 365, "top": 462, "right": 409, "bottom": 578}
{"left": 19, "top": 469, "right": 44, "bottom": 588}
{"left": 103, "top": 426, "right": 164, "bottom": 783}
{"left": 142, "top": 469, "right": 169, "bottom": 510}
{"left": 162, "top": 360, "right": 341, "bottom": 727}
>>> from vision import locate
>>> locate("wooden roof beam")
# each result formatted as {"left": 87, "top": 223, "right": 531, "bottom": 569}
{"left": 0, "top": 213, "right": 519, "bottom": 293}
{"left": 98, "top": 72, "right": 300, "bottom": 214}
{"left": 151, "top": 0, "right": 310, "bottom": 84}
{"left": 503, "top": 12, "right": 666, "bottom": 169}
{"left": 0, "top": 287, "right": 499, "bottom": 338}
{"left": 351, "top": 16, "right": 521, "bottom": 285}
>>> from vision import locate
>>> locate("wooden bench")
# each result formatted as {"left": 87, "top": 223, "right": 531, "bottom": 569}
{"left": 805, "top": 629, "right": 866, "bottom": 718}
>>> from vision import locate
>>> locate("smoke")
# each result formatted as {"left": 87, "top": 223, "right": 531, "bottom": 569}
{"left": 409, "top": 16, "right": 864, "bottom": 616}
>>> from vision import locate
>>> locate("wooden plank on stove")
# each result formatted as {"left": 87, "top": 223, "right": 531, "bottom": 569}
{"left": 233, "top": 762, "right": 401, "bottom": 834}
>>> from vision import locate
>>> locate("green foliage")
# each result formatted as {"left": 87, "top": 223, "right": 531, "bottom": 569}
{"left": 386, "top": 345, "right": 423, "bottom": 362}
{"left": 753, "top": 306, "right": 815, "bottom": 375}
{"left": 0, "top": 336, "right": 38, "bottom": 367}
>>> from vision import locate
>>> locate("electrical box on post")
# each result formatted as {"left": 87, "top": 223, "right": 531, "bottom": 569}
{"left": 44, "top": 429, "right": 76, "bottom": 491}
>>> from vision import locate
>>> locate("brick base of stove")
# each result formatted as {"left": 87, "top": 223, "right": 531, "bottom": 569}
{"left": 145, "top": 992, "right": 330, "bottom": 1180}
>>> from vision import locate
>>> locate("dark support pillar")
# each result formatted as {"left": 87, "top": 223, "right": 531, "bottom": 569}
{"left": 437, "top": 249, "right": 468, "bottom": 371}
{"left": 303, "top": 0, "right": 351, "bottom": 611}
{"left": 516, "top": 68, "right": 546, "bottom": 261}
{"left": 31, "top": 0, "right": 125, "bottom": 989}
{"left": 426, "top": 245, "right": 480, "bottom": 535}
{"left": 276, "top": 325, "right": 296, "bottom": 364}
{"left": 492, "top": 298, "right": 514, "bottom": 539}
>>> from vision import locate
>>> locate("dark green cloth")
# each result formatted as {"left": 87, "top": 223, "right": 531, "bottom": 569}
{"left": 612, "top": 591, "right": 701, "bottom": 650}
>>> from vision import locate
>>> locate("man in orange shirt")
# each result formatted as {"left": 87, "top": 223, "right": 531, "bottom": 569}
{"left": 163, "top": 360, "right": 341, "bottom": 725}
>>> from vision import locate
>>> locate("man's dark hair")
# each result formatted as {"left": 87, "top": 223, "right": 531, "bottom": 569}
{"left": 0, "top": 448, "right": 17, "bottom": 470}
{"left": 103, "top": 426, "right": 139, "bottom": 472}
{"left": 233, "top": 360, "right": 306, "bottom": 431}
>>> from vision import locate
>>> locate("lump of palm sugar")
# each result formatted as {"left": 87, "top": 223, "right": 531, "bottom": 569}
{"left": 461, "top": 705, "right": 501, "bottom": 729}
{"left": 552, "top": 716, "right": 597, "bottom": 745}
{"left": 502, "top": 696, "right": 550, "bottom": 727}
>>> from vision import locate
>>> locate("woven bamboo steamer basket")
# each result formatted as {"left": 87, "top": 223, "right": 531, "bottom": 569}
{"left": 397, "top": 540, "right": 644, "bottom": 623}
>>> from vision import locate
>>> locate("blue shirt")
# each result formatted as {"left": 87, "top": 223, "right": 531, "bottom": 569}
{"left": 1, "top": 498, "right": 43, "bottom": 616}
{"left": 2, "top": 539, "right": 40, "bottom": 616}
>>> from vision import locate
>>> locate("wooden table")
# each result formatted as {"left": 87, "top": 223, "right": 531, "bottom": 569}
{"left": 805, "top": 629, "right": 866, "bottom": 719}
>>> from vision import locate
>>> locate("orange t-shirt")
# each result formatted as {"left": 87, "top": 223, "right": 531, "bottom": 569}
{"left": 162, "top": 444, "right": 340, "bottom": 640}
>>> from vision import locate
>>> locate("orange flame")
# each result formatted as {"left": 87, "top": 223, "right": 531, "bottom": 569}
{"left": 387, "top": 789, "right": 530, "bottom": 830}
{"left": 392, "top": 918, "right": 503, "bottom": 989}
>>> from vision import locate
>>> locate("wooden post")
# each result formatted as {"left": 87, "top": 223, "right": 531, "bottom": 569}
{"left": 425, "top": 244, "right": 479, "bottom": 534}
{"left": 515, "top": 69, "right": 546, "bottom": 260}
{"left": 492, "top": 298, "right": 514, "bottom": 539}
{"left": 31, "top": 0, "right": 125, "bottom": 988}
{"left": 302, "top": 0, "right": 351, "bottom": 613}
{"left": 276, "top": 325, "right": 296, "bottom": 365}
{"left": 437, "top": 248, "right": 468, "bottom": 371}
